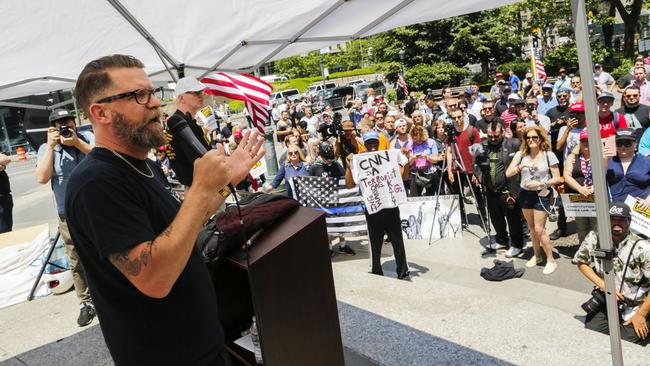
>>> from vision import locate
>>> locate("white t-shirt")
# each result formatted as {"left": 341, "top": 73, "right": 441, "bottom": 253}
{"left": 301, "top": 115, "right": 319, "bottom": 138}
{"left": 513, "top": 150, "right": 559, "bottom": 190}
{"left": 557, "top": 126, "right": 583, "bottom": 160}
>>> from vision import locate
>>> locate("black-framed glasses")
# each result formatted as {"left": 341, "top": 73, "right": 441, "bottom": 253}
{"left": 487, "top": 135, "right": 500, "bottom": 140}
{"left": 625, "top": 94, "right": 640, "bottom": 98}
{"left": 525, "top": 135, "right": 540, "bottom": 141}
{"left": 482, "top": 107, "right": 493, "bottom": 111}
{"left": 96, "top": 87, "right": 163, "bottom": 105}
{"left": 616, "top": 140, "right": 633, "bottom": 148}
{"left": 288, "top": 151, "right": 299, "bottom": 156}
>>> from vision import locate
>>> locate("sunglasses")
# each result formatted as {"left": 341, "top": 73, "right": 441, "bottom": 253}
{"left": 525, "top": 135, "right": 540, "bottom": 141}
{"left": 482, "top": 107, "right": 493, "bottom": 111}
{"left": 288, "top": 151, "right": 299, "bottom": 156}
{"left": 487, "top": 135, "right": 500, "bottom": 140}
{"left": 625, "top": 94, "right": 640, "bottom": 98}
{"left": 616, "top": 140, "right": 633, "bottom": 148}
{"left": 448, "top": 104, "right": 458, "bottom": 108}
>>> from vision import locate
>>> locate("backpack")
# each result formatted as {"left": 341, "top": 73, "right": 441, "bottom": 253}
{"left": 613, "top": 111, "right": 620, "bottom": 129}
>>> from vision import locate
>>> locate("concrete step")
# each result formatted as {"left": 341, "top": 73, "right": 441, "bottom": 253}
{"left": 331, "top": 235, "right": 649, "bottom": 366}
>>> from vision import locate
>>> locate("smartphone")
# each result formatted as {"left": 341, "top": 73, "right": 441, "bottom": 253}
{"left": 602, "top": 136, "right": 616, "bottom": 154}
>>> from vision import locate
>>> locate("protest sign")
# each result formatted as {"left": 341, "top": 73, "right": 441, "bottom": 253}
{"left": 560, "top": 194, "right": 596, "bottom": 217}
{"left": 249, "top": 158, "right": 267, "bottom": 179}
{"left": 624, "top": 196, "right": 650, "bottom": 237}
{"left": 195, "top": 105, "right": 218, "bottom": 131}
{"left": 352, "top": 150, "right": 407, "bottom": 214}
{"left": 399, "top": 195, "right": 462, "bottom": 239}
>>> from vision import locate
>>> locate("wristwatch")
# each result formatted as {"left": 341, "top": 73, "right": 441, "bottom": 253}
{"left": 218, "top": 187, "right": 231, "bottom": 199}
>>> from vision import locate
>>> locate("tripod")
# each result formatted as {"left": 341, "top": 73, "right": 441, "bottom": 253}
{"left": 27, "top": 230, "right": 64, "bottom": 301}
{"left": 428, "top": 137, "right": 491, "bottom": 246}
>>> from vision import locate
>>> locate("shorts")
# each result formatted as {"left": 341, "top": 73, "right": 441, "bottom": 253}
{"left": 518, "top": 189, "right": 551, "bottom": 211}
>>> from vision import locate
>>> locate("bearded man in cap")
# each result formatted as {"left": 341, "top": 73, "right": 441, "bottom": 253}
{"left": 573, "top": 201, "right": 650, "bottom": 346}
{"left": 35, "top": 108, "right": 96, "bottom": 326}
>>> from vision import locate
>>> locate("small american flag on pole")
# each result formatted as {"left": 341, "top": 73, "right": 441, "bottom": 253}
{"left": 201, "top": 72, "right": 272, "bottom": 133}
{"left": 293, "top": 176, "right": 368, "bottom": 236}
{"left": 530, "top": 46, "right": 547, "bottom": 83}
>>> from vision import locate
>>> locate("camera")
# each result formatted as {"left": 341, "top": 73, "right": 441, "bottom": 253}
{"left": 58, "top": 126, "right": 72, "bottom": 138}
{"left": 527, "top": 104, "right": 536, "bottom": 113}
{"left": 444, "top": 121, "right": 457, "bottom": 142}
{"left": 581, "top": 288, "right": 606, "bottom": 315}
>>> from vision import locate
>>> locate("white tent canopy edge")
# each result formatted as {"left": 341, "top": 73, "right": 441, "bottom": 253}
{"left": 0, "top": 0, "right": 519, "bottom": 103}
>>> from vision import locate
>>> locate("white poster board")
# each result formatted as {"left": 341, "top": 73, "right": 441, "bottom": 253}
{"left": 195, "top": 105, "right": 218, "bottom": 132}
{"left": 561, "top": 194, "right": 596, "bottom": 217}
{"left": 399, "top": 195, "right": 462, "bottom": 240}
{"left": 352, "top": 150, "right": 407, "bottom": 214}
{"left": 624, "top": 195, "right": 650, "bottom": 238}
{"left": 249, "top": 158, "right": 267, "bottom": 179}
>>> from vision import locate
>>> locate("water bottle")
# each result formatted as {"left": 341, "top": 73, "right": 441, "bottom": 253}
{"left": 250, "top": 316, "right": 263, "bottom": 364}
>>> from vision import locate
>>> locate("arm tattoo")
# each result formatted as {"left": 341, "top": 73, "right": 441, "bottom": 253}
{"left": 108, "top": 225, "right": 172, "bottom": 277}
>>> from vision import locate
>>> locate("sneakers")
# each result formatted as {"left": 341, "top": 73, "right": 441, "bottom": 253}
{"left": 505, "top": 247, "right": 522, "bottom": 258}
{"left": 525, "top": 256, "right": 543, "bottom": 268}
{"left": 77, "top": 302, "right": 96, "bottom": 327}
{"left": 549, "top": 229, "right": 566, "bottom": 240}
{"left": 338, "top": 244, "right": 356, "bottom": 255}
{"left": 542, "top": 262, "right": 558, "bottom": 275}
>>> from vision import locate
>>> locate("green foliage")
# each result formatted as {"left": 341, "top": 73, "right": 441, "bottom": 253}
{"left": 544, "top": 42, "right": 611, "bottom": 74}
{"left": 228, "top": 100, "right": 244, "bottom": 113}
{"left": 274, "top": 54, "right": 320, "bottom": 79}
{"left": 274, "top": 40, "right": 374, "bottom": 78}
{"left": 405, "top": 63, "right": 469, "bottom": 91}
{"left": 496, "top": 60, "right": 531, "bottom": 78}
{"left": 384, "top": 89, "right": 397, "bottom": 103}
{"left": 611, "top": 58, "right": 633, "bottom": 81}
{"left": 271, "top": 78, "right": 312, "bottom": 93}
{"left": 375, "top": 62, "right": 402, "bottom": 83}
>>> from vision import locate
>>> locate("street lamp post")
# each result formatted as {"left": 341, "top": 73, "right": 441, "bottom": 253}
{"left": 398, "top": 49, "right": 405, "bottom": 75}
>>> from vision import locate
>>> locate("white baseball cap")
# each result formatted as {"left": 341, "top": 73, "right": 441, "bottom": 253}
{"left": 175, "top": 77, "right": 206, "bottom": 98}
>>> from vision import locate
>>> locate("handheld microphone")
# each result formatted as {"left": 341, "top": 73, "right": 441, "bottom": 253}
{"left": 168, "top": 118, "right": 236, "bottom": 193}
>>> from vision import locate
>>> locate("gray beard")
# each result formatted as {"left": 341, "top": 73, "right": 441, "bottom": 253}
{"left": 113, "top": 111, "right": 165, "bottom": 149}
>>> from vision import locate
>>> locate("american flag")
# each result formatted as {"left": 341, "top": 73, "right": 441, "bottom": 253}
{"left": 201, "top": 72, "right": 272, "bottom": 133}
{"left": 531, "top": 46, "right": 547, "bottom": 82}
{"left": 292, "top": 176, "right": 368, "bottom": 236}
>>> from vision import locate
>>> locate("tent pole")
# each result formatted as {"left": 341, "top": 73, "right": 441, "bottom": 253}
{"left": 571, "top": 1, "right": 624, "bottom": 365}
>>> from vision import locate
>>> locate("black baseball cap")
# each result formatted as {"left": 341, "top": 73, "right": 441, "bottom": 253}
{"left": 608, "top": 201, "right": 631, "bottom": 219}
{"left": 48, "top": 109, "right": 73, "bottom": 123}
{"left": 616, "top": 128, "right": 636, "bottom": 141}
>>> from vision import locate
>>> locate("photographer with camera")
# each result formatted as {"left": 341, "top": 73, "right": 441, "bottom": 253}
{"left": 573, "top": 201, "right": 650, "bottom": 345}
{"left": 35, "top": 108, "right": 95, "bottom": 326}
{"left": 476, "top": 122, "right": 524, "bottom": 256}
{"left": 447, "top": 108, "right": 485, "bottom": 227}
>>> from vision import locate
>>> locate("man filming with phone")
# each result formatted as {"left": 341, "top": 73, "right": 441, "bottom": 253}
{"left": 35, "top": 108, "right": 95, "bottom": 326}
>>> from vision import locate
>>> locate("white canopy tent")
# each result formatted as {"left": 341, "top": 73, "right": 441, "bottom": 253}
{"left": 0, "top": 0, "right": 519, "bottom": 103}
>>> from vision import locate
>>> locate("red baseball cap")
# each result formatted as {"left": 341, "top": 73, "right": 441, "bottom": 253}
{"left": 233, "top": 131, "right": 243, "bottom": 139}
{"left": 579, "top": 129, "right": 588, "bottom": 141}
{"left": 569, "top": 103, "right": 585, "bottom": 113}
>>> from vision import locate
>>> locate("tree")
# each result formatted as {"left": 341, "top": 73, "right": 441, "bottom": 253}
{"left": 611, "top": 0, "right": 644, "bottom": 58}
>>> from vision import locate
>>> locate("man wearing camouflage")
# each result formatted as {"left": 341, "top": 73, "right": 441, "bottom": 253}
{"left": 573, "top": 201, "right": 650, "bottom": 345}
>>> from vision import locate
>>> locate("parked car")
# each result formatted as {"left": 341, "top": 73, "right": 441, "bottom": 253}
{"left": 270, "top": 88, "right": 301, "bottom": 103}
{"left": 353, "top": 81, "right": 386, "bottom": 101}
{"left": 346, "top": 79, "right": 366, "bottom": 86}
{"left": 324, "top": 86, "right": 355, "bottom": 111}
{"left": 304, "top": 82, "right": 336, "bottom": 98}
{"left": 261, "top": 74, "right": 289, "bottom": 83}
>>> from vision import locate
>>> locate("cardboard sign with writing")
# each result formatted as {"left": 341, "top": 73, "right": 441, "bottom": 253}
{"left": 352, "top": 150, "right": 407, "bottom": 214}
{"left": 195, "top": 106, "right": 218, "bottom": 132}
{"left": 561, "top": 194, "right": 596, "bottom": 217}
{"left": 624, "top": 195, "right": 650, "bottom": 237}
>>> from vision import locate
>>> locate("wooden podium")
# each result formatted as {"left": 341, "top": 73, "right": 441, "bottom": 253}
{"left": 209, "top": 207, "right": 345, "bottom": 366}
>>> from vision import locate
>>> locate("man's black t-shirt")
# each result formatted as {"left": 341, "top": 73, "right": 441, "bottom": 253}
{"left": 65, "top": 148, "right": 223, "bottom": 366}
{"left": 0, "top": 171, "right": 9, "bottom": 194}
{"left": 167, "top": 109, "right": 211, "bottom": 186}
{"left": 309, "top": 161, "right": 345, "bottom": 178}
{"left": 319, "top": 123, "right": 338, "bottom": 141}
